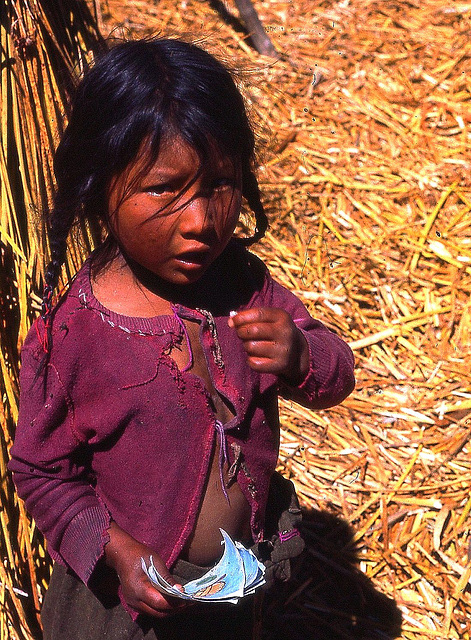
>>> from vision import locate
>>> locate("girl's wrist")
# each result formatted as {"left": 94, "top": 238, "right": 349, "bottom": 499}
{"left": 297, "top": 330, "right": 310, "bottom": 382}
{"left": 282, "top": 329, "right": 309, "bottom": 386}
{"left": 104, "top": 521, "right": 135, "bottom": 573}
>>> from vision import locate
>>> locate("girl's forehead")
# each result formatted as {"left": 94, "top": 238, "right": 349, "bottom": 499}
{"left": 137, "top": 133, "right": 239, "bottom": 180}
{"left": 146, "top": 135, "right": 200, "bottom": 176}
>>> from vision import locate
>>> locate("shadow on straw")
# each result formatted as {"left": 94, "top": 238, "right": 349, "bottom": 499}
{"left": 262, "top": 508, "right": 402, "bottom": 640}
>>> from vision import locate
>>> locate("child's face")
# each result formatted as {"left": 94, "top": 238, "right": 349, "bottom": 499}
{"left": 108, "top": 134, "right": 242, "bottom": 286}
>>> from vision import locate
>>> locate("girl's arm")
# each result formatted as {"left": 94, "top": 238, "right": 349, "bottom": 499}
{"left": 8, "top": 333, "right": 111, "bottom": 585}
{"left": 8, "top": 326, "right": 185, "bottom": 617}
{"left": 229, "top": 267, "right": 355, "bottom": 409}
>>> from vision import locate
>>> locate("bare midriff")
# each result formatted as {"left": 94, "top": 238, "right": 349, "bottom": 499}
{"left": 173, "top": 319, "right": 253, "bottom": 566}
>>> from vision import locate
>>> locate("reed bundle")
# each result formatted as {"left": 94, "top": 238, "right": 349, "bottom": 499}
{"left": 1, "top": 0, "right": 470, "bottom": 638}
{"left": 1, "top": 2, "right": 102, "bottom": 638}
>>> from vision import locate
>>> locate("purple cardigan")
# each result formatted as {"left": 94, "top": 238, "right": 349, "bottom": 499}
{"left": 9, "top": 245, "right": 354, "bottom": 587}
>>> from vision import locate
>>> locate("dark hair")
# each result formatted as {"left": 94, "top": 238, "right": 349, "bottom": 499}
{"left": 41, "top": 37, "right": 268, "bottom": 345}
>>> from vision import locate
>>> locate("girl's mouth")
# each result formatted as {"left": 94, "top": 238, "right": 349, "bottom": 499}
{"left": 174, "top": 250, "right": 211, "bottom": 268}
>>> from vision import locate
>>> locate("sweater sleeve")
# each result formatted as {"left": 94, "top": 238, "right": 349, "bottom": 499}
{"left": 8, "top": 322, "right": 111, "bottom": 584}
{"left": 254, "top": 261, "right": 355, "bottom": 409}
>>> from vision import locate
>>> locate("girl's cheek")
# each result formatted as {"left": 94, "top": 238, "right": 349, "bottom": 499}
{"left": 216, "top": 202, "right": 238, "bottom": 228}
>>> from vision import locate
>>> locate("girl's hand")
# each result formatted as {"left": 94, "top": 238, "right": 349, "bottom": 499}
{"left": 104, "top": 521, "right": 188, "bottom": 618}
{"left": 228, "top": 307, "right": 309, "bottom": 385}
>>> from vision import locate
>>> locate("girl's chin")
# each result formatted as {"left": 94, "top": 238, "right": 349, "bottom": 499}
{"left": 163, "top": 265, "right": 210, "bottom": 287}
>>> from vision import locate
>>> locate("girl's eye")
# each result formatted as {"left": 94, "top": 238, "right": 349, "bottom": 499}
{"left": 144, "top": 184, "right": 173, "bottom": 196}
{"left": 212, "top": 178, "right": 235, "bottom": 191}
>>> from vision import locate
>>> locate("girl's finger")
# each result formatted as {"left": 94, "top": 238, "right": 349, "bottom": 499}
{"left": 137, "top": 599, "right": 184, "bottom": 618}
{"left": 139, "top": 586, "right": 187, "bottom": 616}
{"left": 235, "top": 324, "right": 278, "bottom": 341}
{"left": 245, "top": 357, "right": 285, "bottom": 374}
{"left": 242, "top": 340, "right": 278, "bottom": 356}
{"left": 228, "top": 307, "right": 277, "bottom": 328}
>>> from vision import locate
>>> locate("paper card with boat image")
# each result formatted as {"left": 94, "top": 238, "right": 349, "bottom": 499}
{"left": 141, "top": 529, "right": 265, "bottom": 604}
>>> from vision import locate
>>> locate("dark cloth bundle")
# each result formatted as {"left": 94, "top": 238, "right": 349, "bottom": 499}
{"left": 252, "top": 471, "right": 305, "bottom": 586}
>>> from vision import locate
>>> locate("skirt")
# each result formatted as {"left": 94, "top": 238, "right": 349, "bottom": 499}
{"left": 42, "top": 563, "right": 258, "bottom": 640}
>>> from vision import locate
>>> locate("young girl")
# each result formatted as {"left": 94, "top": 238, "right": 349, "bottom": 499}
{"left": 9, "top": 38, "right": 355, "bottom": 640}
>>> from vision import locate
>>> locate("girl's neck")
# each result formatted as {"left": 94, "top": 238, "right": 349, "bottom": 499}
{"left": 91, "top": 251, "right": 216, "bottom": 318}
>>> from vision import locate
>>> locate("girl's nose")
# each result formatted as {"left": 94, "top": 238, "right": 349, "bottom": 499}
{"left": 179, "top": 194, "right": 217, "bottom": 238}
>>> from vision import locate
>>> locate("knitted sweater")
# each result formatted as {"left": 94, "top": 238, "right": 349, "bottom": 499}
{"left": 9, "top": 244, "right": 355, "bottom": 586}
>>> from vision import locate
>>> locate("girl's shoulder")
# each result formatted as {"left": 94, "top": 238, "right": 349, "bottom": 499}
{"left": 224, "top": 242, "right": 313, "bottom": 314}
{"left": 229, "top": 240, "right": 271, "bottom": 281}
{"left": 50, "top": 258, "right": 95, "bottom": 327}
{"left": 22, "top": 259, "right": 101, "bottom": 359}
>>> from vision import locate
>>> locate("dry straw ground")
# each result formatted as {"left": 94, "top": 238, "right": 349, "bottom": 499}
{"left": 2, "top": 0, "right": 471, "bottom": 638}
